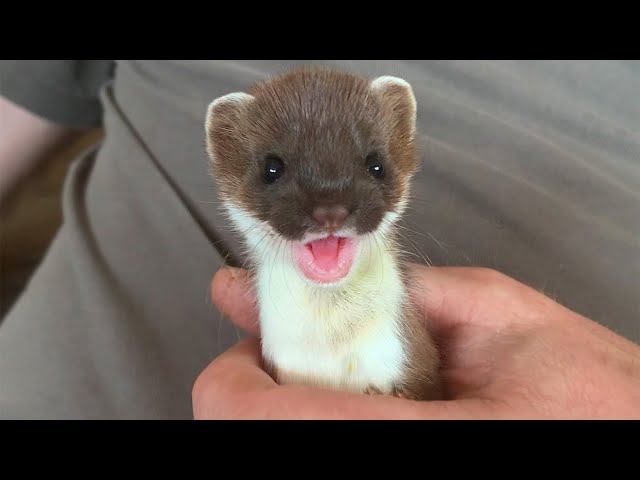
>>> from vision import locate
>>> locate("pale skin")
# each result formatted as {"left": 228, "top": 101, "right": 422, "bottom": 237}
{"left": 0, "top": 95, "right": 84, "bottom": 204}
{"left": 193, "top": 264, "right": 640, "bottom": 419}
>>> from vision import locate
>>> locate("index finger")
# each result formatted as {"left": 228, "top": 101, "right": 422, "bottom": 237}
{"left": 407, "top": 264, "right": 555, "bottom": 336}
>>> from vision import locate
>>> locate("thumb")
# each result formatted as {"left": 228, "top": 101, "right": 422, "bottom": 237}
{"left": 211, "top": 266, "right": 260, "bottom": 336}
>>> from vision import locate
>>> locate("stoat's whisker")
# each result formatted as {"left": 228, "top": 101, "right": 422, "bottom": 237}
{"left": 370, "top": 230, "right": 386, "bottom": 293}
{"left": 364, "top": 234, "right": 375, "bottom": 280}
{"left": 283, "top": 236, "right": 306, "bottom": 313}
{"left": 265, "top": 235, "right": 280, "bottom": 319}
{"left": 398, "top": 232, "right": 434, "bottom": 267}
{"left": 400, "top": 218, "right": 450, "bottom": 252}
{"left": 379, "top": 216, "right": 434, "bottom": 267}
{"left": 239, "top": 230, "right": 270, "bottom": 271}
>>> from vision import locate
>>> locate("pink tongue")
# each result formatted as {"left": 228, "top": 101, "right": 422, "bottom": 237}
{"left": 308, "top": 236, "right": 340, "bottom": 270}
{"left": 292, "top": 236, "right": 358, "bottom": 284}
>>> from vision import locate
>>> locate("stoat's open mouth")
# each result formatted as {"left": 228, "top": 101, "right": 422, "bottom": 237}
{"left": 292, "top": 235, "right": 358, "bottom": 284}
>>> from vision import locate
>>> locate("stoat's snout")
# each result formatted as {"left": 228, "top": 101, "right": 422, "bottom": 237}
{"left": 311, "top": 205, "right": 350, "bottom": 234}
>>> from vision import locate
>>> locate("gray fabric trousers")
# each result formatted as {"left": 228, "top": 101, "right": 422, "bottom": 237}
{"left": 1, "top": 60, "right": 638, "bottom": 419}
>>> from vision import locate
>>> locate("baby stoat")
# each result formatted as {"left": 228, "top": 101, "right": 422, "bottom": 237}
{"left": 204, "top": 67, "right": 442, "bottom": 401}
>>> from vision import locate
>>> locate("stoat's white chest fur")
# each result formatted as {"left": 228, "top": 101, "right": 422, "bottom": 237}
{"left": 227, "top": 203, "right": 408, "bottom": 394}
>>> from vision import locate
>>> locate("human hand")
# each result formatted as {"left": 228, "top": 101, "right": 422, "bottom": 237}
{"left": 193, "top": 265, "right": 640, "bottom": 419}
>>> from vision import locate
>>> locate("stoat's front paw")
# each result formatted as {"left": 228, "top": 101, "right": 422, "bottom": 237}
{"left": 364, "top": 385, "right": 384, "bottom": 396}
{"left": 364, "top": 384, "right": 412, "bottom": 399}
{"left": 391, "top": 385, "right": 411, "bottom": 400}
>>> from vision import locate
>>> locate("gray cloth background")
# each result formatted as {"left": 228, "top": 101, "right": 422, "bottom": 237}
{"left": 1, "top": 60, "right": 638, "bottom": 419}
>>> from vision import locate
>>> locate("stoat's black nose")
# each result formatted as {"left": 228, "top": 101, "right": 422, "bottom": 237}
{"left": 312, "top": 205, "right": 350, "bottom": 233}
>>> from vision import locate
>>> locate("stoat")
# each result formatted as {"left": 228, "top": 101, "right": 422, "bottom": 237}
{"left": 205, "top": 67, "right": 442, "bottom": 401}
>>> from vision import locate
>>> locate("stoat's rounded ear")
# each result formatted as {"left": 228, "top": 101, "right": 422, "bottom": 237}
{"left": 205, "top": 92, "right": 255, "bottom": 164}
{"left": 370, "top": 76, "right": 417, "bottom": 139}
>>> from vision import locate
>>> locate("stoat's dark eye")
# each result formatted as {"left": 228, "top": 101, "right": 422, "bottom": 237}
{"left": 365, "top": 152, "right": 385, "bottom": 180}
{"left": 264, "top": 155, "right": 285, "bottom": 183}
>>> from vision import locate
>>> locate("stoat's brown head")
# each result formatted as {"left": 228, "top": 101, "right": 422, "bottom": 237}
{"left": 205, "top": 67, "right": 419, "bottom": 283}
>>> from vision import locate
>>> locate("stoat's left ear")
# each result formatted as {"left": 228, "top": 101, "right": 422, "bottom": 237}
{"left": 370, "top": 76, "right": 417, "bottom": 139}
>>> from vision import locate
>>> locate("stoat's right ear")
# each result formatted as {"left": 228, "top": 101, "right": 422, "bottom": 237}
{"left": 205, "top": 92, "right": 255, "bottom": 165}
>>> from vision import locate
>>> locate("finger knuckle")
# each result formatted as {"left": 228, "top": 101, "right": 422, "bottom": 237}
{"left": 192, "top": 369, "right": 215, "bottom": 406}
{"left": 192, "top": 367, "right": 246, "bottom": 419}
{"left": 192, "top": 358, "right": 233, "bottom": 404}
{"left": 473, "top": 267, "right": 511, "bottom": 286}
{"left": 475, "top": 268, "right": 532, "bottom": 300}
